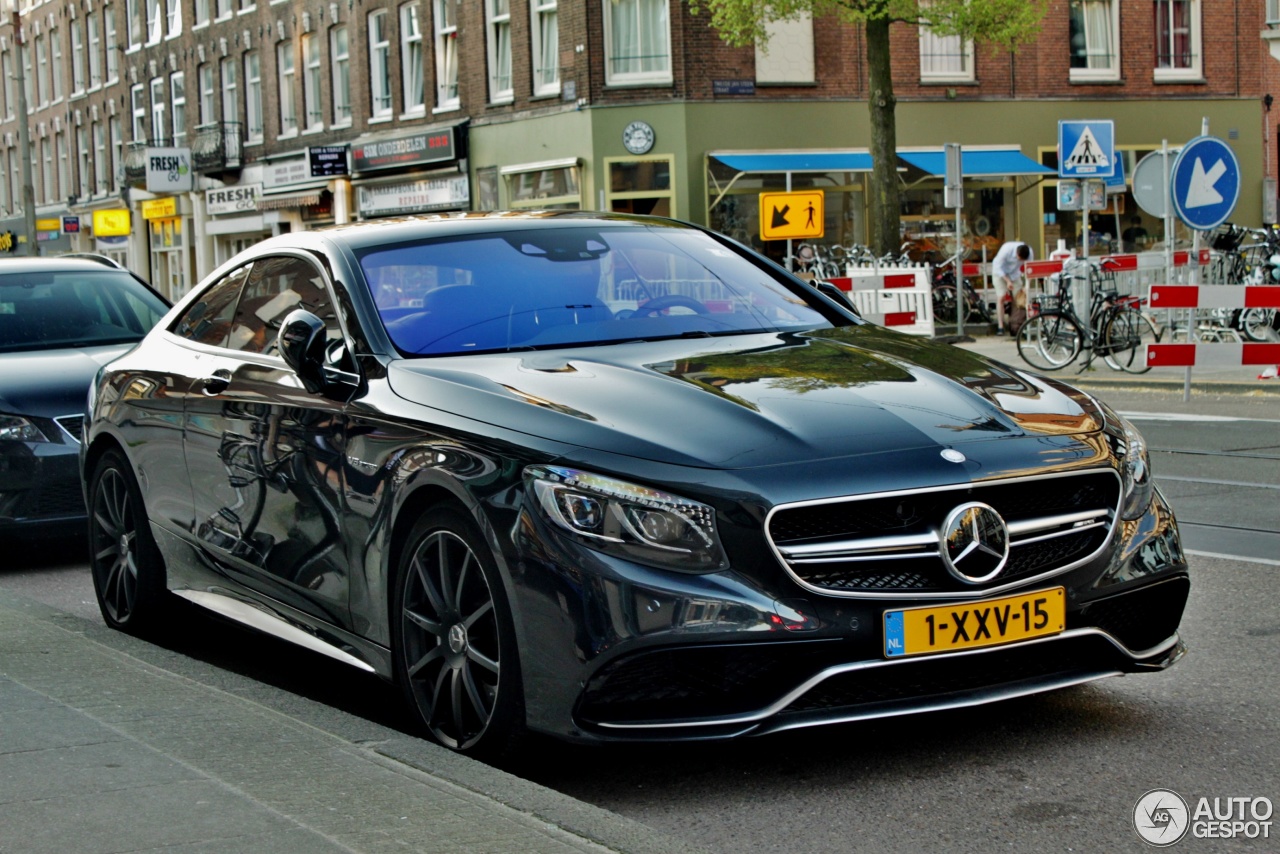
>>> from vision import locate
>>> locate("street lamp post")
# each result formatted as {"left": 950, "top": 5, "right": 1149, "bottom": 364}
{"left": 10, "top": 1, "right": 36, "bottom": 255}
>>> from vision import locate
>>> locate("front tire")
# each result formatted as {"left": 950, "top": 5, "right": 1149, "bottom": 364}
{"left": 392, "top": 507, "right": 525, "bottom": 759}
{"left": 88, "top": 449, "right": 168, "bottom": 634}
{"left": 1017, "top": 313, "right": 1082, "bottom": 371}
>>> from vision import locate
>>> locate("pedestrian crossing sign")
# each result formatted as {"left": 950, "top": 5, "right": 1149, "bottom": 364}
{"left": 1058, "top": 120, "right": 1115, "bottom": 179}
{"left": 759, "top": 191, "right": 825, "bottom": 241}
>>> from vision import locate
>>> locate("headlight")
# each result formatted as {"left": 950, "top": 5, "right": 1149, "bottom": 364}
{"left": 0, "top": 414, "right": 51, "bottom": 442}
{"left": 525, "top": 465, "right": 728, "bottom": 572}
{"left": 1100, "top": 405, "right": 1153, "bottom": 521}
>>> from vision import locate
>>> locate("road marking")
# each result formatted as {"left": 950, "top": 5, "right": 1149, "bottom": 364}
{"left": 1121, "top": 412, "right": 1280, "bottom": 424}
{"left": 1157, "top": 475, "right": 1280, "bottom": 491}
{"left": 1186, "top": 549, "right": 1280, "bottom": 567}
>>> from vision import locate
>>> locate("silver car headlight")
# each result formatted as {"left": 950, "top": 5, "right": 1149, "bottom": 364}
{"left": 0, "top": 414, "right": 51, "bottom": 442}
{"left": 525, "top": 465, "right": 728, "bottom": 572}
{"left": 1100, "top": 405, "right": 1153, "bottom": 521}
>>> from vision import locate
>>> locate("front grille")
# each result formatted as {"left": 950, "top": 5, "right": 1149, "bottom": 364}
{"left": 768, "top": 470, "right": 1120, "bottom": 596}
{"left": 54, "top": 415, "right": 84, "bottom": 444}
{"left": 29, "top": 480, "right": 87, "bottom": 517}
{"left": 1073, "top": 577, "right": 1190, "bottom": 653}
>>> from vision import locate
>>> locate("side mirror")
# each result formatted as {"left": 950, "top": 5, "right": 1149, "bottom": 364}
{"left": 814, "top": 280, "right": 860, "bottom": 317}
{"left": 277, "top": 309, "right": 329, "bottom": 394}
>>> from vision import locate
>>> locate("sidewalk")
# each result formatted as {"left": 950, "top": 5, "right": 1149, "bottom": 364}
{"left": 0, "top": 592, "right": 705, "bottom": 854}
{"left": 944, "top": 330, "right": 1280, "bottom": 395}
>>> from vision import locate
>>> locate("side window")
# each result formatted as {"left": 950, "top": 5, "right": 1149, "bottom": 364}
{"left": 171, "top": 265, "right": 251, "bottom": 346}
{"left": 227, "top": 255, "right": 338, "bottom": 356}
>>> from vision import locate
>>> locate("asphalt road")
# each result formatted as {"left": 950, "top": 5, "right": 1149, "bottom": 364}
{"left": 2, "top": 386, "right": 1277, "bottom": 853}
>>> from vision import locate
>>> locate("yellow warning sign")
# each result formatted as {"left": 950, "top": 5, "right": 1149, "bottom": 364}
{"left": 759, "top": 191, "right": 824, "bottom": 241}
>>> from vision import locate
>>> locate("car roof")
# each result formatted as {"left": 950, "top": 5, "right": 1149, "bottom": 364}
{"left": 0, "top": 256, "right": 133, "bottom": 274}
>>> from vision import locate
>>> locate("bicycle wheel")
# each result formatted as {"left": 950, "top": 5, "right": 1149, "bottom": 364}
{"left": 1102, "top": 308, "right": 1162, "bottom": 373}
{"left": 1017, "top": 313, "right": 1083, "bottom": 371}
{"left": 932, "top": 286, "right": 958, "bottom": 324}
{"left": 1236, "top": 308, "right": 1279, "bottom": 342}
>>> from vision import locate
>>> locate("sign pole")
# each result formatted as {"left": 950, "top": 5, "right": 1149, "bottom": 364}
{"left": 943, "top": 143, "right": 963, "bottom": 336}
{"left": 785, "top": 171, "right": 792, "bottom": 273}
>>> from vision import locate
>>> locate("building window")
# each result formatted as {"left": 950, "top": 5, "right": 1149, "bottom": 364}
{"left": 42, "top": 138, "right": 53, "bottom": 204}
{"left": 51, "top": 27, "right": 64, "bottom": 102}
{"left": 1, "top": 51, "right": 13, "bottom": 119}
{"left": 918, "top": 15, "right": 974, "bottom": 82}
{"left": 486, "top": 0, "right": 512, "bottom": 101}
{"left": 21, "top": 44, "right": 32, "bottom": 114}
{"left": 603, "top": 0, "right": 670, "bottom": 85}
{"left": 331, "top": 25, "right": 351, "bottom": 125}
{"left": 221, "top": 56, "right": 238, "bottom": 129}
{"left": 150, "top": 77, "right": 167, "bottom": 144}
{"left": 434, "top": 0, "right": 459, "bottom": 109}
{"left": 9, "top": 150, "right": 19, "bottom": 211}
{"left": 401, "top": 4, "right": 425, "bottom": 115}
{"left": 245, "top": 51, "right": 263, "bottom": 142}
{"left": 216, "top": 0, "right": 232, "bottom": 20}
{"left": 195, "top": 0, "right": 210, "bottom": 27}
{"left": 105, "top": 9, "right": 120, "bottom": 83}
{"left": 146, "top": 0, "right": 163, "bottom": 44}
{"left": 56, "top": 133, "right": 69, "bottom": 200}
{"left": 198, "top": 63, "right": 215, "bottom": 124}
{"left": 1069, "top": 0, "right": 1119, "bottom": 81}
{"left": 171, "top": 71, "right": 186, "bottom": 145}
{"left": 131, "top": 83, "right": 146, "bottom": 140}
{"left": 755, "top": 14, "right": 813, "bottom": 84}
{"left": 71, "top": 23, "right": 86, "bottom": 94}
{"left": 166, "top": 0, "right": 182, "bottom": 37}
{"left": 110, "top": 116, "right": 123, "bottom": 191}
{"left": 126, "top": 0, "right": 142, "bottom": 49}
{"left": 87, "top": 14, "right": 102, "bottom": 89}
{"left": 368, "top": 10, "right": 392, "bottom": 118}
{"left": 1154, "top": 0, "right": 1200, "bottom": 80}
{"left": 302, "top": 33, "right": 322, "bottom": 130}
{"left": 531, "top": 0, "right": 558, "bottom": 96}
{"left": 277, "top": 41, "right": 296, "bottom": 136}
{"left": 1269, "top": 0, "right": 1280, "bottom": 25}
{"left": 35, "top": 35, "right": 49, "bottom": 107}
{"left": 93, "top": 122, "right": 107, "bottom": 192}
{"left": 77, "top": 128, "right": 90, "bottom": 198}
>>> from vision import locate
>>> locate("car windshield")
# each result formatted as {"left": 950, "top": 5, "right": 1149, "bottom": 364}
{"left": 359, "top": 225, "right": 838, "bottom": 356}
{"left": 0, "top": 269, "right": 169, "bottom": 354}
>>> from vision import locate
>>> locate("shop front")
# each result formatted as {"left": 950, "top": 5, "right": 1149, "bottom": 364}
{"left": 351, "top": 124, "right": 469, "bottom": 220}
{"left": 140, "top": 196, "right": 194, "bottom": 301}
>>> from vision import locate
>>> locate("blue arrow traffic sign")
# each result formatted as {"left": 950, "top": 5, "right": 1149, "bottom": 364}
{"left": 1059, "top": 120, "right": 1115, "bottom": 178}
{"left": 1170, "top": 135, "right": 1240, "bottom": 231}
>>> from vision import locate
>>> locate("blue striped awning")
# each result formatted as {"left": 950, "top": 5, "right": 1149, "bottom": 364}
{"left": 710, "top": 151, "right": 874, "bottom": 173}
{"left": 897, "top": 148, "right": 1054, "bottom": 177}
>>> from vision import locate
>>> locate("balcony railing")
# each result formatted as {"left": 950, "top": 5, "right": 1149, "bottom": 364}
{"left": 192, "top": 121, "right": 243, "bottom": 174}
{"left": 122, "top": 141, "right": 149, "bottom": 188}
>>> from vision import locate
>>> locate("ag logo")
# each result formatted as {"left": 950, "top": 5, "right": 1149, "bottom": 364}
{"left": 1134, "top": 788, "right": 1189, "bottom": 846}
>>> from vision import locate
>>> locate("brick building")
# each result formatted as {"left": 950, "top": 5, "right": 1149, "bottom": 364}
{"left": 0, "top": 0, "right": 1271, "bottom": 298}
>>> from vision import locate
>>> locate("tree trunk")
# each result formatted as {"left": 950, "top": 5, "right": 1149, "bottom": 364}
{"left": 865, "top": 15, "right": 899, "bottom": 256}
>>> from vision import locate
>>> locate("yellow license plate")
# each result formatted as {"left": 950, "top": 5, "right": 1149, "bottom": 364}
{"left": 883, "top": 588, "right": 1065, "bottom": 658}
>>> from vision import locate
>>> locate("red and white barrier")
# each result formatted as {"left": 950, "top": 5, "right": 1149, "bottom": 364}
{"left": 1146, "top": 342, "right": 1280, "bottom": 367}
{"left": 831, "top": 267, "right": 933, "bottom": 336}
{"left": 1021, "top": 250, "right": 1211, "bottom": 282}
{"left": 1148, "top": 285, "right": 1280, "bottom": 310}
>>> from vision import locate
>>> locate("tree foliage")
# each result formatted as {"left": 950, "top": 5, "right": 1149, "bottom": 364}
{"left": 691, "top": 0, "right": 1049, "bottom": 254}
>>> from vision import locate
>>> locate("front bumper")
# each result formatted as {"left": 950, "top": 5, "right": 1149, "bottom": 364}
{"left": 0, "top": 439, "right": 86, "bottom": 535}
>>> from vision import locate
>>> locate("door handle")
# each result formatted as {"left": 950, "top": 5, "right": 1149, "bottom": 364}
{"left": 200, "top": 370, "right": 232, "bottom": 396}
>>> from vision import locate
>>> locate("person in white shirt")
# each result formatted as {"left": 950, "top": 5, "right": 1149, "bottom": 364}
{"left": 991, "top": 240, "right": 1031, "bottom": 336}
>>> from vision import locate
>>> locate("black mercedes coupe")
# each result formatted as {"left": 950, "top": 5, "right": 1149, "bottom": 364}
{"left": 82, "top": 213, "right": 1188, "bottom": 758}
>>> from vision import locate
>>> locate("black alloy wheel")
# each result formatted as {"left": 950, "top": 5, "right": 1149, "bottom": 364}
{"left": 394, "top": 508, "right": 523, "bottom": 757}
{"left": 89, "top": 449, "right": 167, "bottom": 633}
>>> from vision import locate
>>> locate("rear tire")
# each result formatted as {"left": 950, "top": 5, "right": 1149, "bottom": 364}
{"left": 1017, "top": 313, "right": 1082, "bottom": 371}
{"left": 1103, "top": 309, "right": 1162, "bottom": 374}
{"left": 392, "top": 507, "right": 525, "bottom": 759}
{"left": 932, "top": 286, "right": 958, "bottom": 324}
{"left": 88, "top": 449, "right": 168, "bottom": 635}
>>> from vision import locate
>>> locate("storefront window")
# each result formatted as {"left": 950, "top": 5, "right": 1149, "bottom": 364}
{"left": 605, "top": 156, "right": 674, "bottom": 217}
{"left": 503, "top": 161, "right": 581, "bottom": 210}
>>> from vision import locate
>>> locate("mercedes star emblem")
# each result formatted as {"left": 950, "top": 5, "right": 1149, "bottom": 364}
{"left": 940, "top": 502, "right": 1009, "bottom": 584}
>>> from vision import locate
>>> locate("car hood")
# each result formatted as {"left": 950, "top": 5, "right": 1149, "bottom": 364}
{"left": 385, "top": 325, "right": 1103, "bottom": 469}
{"left": 0, "top": 344, "right": 134, "bottom": 418}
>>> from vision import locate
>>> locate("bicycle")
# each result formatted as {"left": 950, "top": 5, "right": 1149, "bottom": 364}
{"left": 931, "top": 257, "right": 991, "bottom": 325}
{"left": 1016, "top": 258, "right": 1162, "bottom": 374}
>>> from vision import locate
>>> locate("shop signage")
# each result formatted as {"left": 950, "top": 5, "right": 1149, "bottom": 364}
{"left": 352, "top": 128, "right": 456, "bottom": 173}
{"left": 758, "top": 190, "right": 824, "bottom": 241}
{"left": 712, "top": 80, "right": 755, "bottom": 96}
{"left": 309, "top": 146, "right": 349, "bottom": 177}
{"left": 36, "top": 218, "right": 61, "bottom": 232}
{"left": 356, "top": 175, "right": 470, "bottom": 216}
{"left": 141, "top": 197, "right": 178, "bottom": 220}
{"left": 61, "top": 215, "right": 80, "bottom": 234}
{"left": 206, "top": 183, "right": 262, "bottom": 215}
{"left": 0, "top": 231, "right": 15, "bottom": 252}
{"left": 264, "top": 157, "right": 312, "bottom": 190}
{"left": 93, "top": 209, "right": 132, "bottom": 237}
{"left": 145, "top": 147, "right": 193, "bottom": 192}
